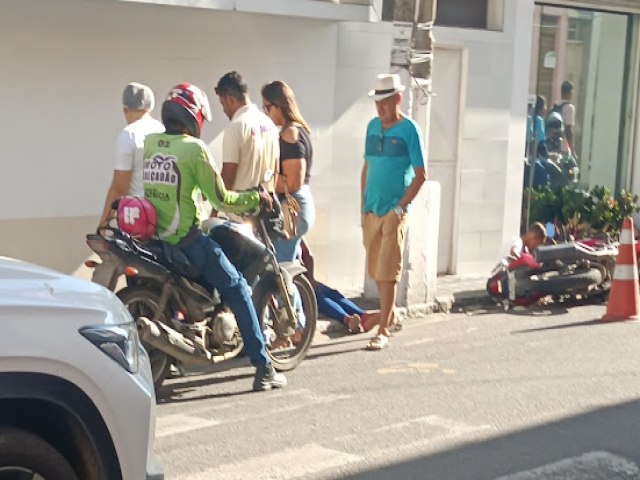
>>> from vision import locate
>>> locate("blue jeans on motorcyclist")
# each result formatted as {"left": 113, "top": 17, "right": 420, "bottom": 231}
{"left": 180, "top": 233, "right": 269, "bottom": 367}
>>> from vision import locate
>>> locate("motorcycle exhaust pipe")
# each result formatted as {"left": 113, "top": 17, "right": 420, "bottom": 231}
{"left": 137, "top": 317, "right": 237, "bottom": 367}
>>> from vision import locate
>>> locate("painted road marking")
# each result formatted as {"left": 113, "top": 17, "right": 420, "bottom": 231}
{"left": 155, "top": 413, "right": 220, "bottom": 438}
{"left": 170, "top": 414, "right": 492, "bottom": 479}
{"left": 494, "top": 451, "right": 640, "bottom": 480}
{"left": 404, "top": 337, "right": 434, "bottom": 347}
{"left": 176, "top": 444, "right": 362, "bottom": 480}
{"left": 372, "top": 414, "right": 491, "bottom": 437}
{"left": 364, "top": 415, "right": 493, "bottom": 461}
{"left": 156, "top": 390, "right": 350, "bottom": 438}
{"left": 378, "top": 362, "right": 453, "bottom": 375}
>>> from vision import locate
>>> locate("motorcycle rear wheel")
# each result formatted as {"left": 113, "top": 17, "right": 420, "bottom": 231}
{"left": 117, "top": 287, "right": 172, "bottom": 390}
{"left": 254, "top": 273, "right": 318, "bottom": 371}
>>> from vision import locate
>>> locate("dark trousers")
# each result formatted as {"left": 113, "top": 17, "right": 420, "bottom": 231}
{"left": 181, "top": 233, "right": 268, "bottom": 367}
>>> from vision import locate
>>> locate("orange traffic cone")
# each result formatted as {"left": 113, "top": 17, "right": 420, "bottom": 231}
{"left": 602, "top": 216, "right": 640, "bottom": 321}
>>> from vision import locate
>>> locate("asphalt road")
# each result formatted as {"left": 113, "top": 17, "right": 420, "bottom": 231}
{"left": 154, "top": 302, "right": 640, "bottom": 480}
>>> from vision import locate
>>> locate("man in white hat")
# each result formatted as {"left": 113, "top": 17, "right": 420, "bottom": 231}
{"left": 360, "top": 73, "right": 427, "bottom": 350}
{"left": 99, "top": 82, "right": 164, "bottom": 227}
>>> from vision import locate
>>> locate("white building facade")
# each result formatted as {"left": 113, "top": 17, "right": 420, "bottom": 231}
{"left": 0, "top": 0, "right": 388, "bottom": 291}
{"left": 2, "top": 0, "right": 640, "bottom": 296}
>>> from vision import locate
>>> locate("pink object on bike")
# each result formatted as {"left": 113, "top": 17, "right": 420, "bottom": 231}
{"left": 117, "top": 197, "right": 157, "bottom": 242}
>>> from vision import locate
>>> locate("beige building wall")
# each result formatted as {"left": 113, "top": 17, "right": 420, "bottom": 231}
{"left": 10, "top": 0, "right": 634, "bottom": 289}
{"left": 431, "top": 0, "right": 535, "bottom": 274}
{"left": 0, "top": 217, "right": 97, "bottom": 281}
{"left": 0, "top": 0, "right": 390, "bottom": 291}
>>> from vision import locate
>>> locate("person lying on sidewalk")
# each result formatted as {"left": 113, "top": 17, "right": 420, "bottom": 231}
{"left": 299, "top": 238, "right": 379, "bottom": 334}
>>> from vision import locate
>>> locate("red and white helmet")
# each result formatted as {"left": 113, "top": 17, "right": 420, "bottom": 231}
{"left": 162, "top": 83, "right": 212, "bottom": 138}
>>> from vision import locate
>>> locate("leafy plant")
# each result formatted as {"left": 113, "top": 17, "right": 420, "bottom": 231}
{"left": 524, "top": 184, "right": 640, "bottom": 239}
{"left": 524, "top": 186, "right": 560, "bottom": 224}
{"left": 586, "top": 186, "right": 615, "bottom": 231}
{"left": 612, "top": 190, "right": 640, "bottom": 235}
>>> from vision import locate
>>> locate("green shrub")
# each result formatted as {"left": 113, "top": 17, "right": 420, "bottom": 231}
{"left": 523, "top": 185, "right": 640, "bottom": 238}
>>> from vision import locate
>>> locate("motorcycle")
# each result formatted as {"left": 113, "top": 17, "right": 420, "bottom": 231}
{"left": 86, "top": 194, "right": 317, "bottom": 390}
{"left": 487, "top": 239, "right": 618, "bottom": 309}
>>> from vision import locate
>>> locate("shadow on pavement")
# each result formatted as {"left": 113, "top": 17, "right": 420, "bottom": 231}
{"left": 336, "top": 398, "right": 640, "bottom": 480}
{"left": 156, "top": 372, "right": 254, "bottom": 404}
{"left": 461, "top": 304, "right": 569, "bottom": 318}
{"left": 304, "top": 346, "right": 366, "bottom": 362}
{"left": 512, "top": 318, "right": 608, "bottom": 334}
{"left": 461, "top": 296, "right": 607, "bottom": 318}
{"left": 311, "top": 336, "right": 369, "bottom": 348}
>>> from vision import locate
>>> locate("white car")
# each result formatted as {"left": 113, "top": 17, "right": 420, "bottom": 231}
{"left": 0, "top": 256, "right": 163, "bottom": 480}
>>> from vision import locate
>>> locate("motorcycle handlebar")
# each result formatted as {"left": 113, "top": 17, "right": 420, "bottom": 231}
{"left": 258, "top": 192, "right": 288, "bottom": 240}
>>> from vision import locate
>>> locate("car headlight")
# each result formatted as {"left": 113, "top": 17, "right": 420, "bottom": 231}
{"left": 79, "top": 321, "right": 140, "bottom": 374}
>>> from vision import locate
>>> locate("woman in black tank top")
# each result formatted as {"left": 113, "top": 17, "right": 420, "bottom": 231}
{"left": 261, "top": 81, "right": 316, "bottom": 264}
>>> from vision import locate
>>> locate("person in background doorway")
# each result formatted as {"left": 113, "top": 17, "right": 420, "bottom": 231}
{"left": 261, "top": 80, "right": 316, "bottom": 262}
{"left": 99, "top": 82, "right": 164, "bottom": 227}
{"left": 524, "top": 95, "right": 550, "bottom": 190}
{"left": 361, "top": 73, "right": 427, "bottom": 351}
{"left": 214, "top": 71, "right": 279, "bottom": 192}
{"left": 526, "top": 95, "right": 547, "bottom": 158}
{"left": 531, "top": 95, "right": 547, "bottom": 158}
{"left": 552, "top": 80, "right": 576, "bottom": 159}
{"left": 546, "top": 82, "right": 579, "bottom": 186}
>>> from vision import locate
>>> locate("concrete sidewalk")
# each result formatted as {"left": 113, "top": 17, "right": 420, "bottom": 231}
{"left": 435, "top": 273, "right": 493, "bottom": 311}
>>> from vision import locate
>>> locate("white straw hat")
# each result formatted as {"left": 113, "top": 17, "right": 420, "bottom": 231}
{"left": 368, "top": 74, "right": 406, "bottom": 101}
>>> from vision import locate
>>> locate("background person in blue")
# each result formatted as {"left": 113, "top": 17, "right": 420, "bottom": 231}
{"left": 524, "top": 95, "right": 550, "bottom": 189}
{"left": 361, "top": 73, "right": 426, "bottom": 351}
{"left": 528, "top": 95, "right": 547, "bottom": 158}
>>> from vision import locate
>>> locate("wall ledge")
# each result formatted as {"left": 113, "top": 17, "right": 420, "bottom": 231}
{"left": 116, "top": 0, "right": 381, "bottom": 22}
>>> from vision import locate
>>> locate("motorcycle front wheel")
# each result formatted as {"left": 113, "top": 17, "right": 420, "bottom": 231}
{"left": 253, "top": 273, "right": 318, "bottom": 371}
{"left": 117, "top": 286, "right": 172, "bottom": 390}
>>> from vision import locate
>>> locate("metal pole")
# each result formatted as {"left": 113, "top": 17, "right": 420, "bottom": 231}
{"left": 525, "top": 116, "right": 539, "bottom": 229}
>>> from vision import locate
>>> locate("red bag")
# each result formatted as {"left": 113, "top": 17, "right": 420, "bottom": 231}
{"left": 117, "top": 197, "right": 157, "bottom": 242}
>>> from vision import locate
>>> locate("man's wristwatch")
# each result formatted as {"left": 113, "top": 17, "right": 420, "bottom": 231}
{"left": 394, "top": 206, "right": 406, "bottom": 217}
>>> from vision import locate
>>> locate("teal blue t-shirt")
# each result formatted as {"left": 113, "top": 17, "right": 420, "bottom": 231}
{"left": 363, "top": 116, "right": 425, "bottom": 216}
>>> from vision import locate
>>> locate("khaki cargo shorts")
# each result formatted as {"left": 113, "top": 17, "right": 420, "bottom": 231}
{"left": 362, "top": 211, "right": 407, "bottom": 282}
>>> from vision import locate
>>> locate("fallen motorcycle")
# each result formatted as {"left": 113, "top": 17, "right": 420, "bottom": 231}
{"left": 86, "top": 195, "right": 317, "bottom": 389}
{"left": 487, "top": 240, "right": 618, "bottom": 309}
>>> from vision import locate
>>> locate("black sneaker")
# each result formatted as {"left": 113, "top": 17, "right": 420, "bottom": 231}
{"left": 253, "top": 364, "right": 287, "bottom": 392}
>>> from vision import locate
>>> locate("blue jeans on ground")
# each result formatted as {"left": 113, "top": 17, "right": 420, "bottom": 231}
{"left": 180, "top": 233, "right": 269, "bottom": 367}
{"left": 274, "top": 185, "right": 316, "bottom": 262}
{"left": 316, "top": 283, "right": 364, "bottom": 323}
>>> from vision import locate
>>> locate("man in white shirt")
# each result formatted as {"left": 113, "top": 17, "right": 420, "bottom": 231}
{"left": 557, "top": 80, "right": 576, "bottom": 157}
{"left": 99, "top": 82, "right": 164, "bottom": 227}
{"left": 214, "top": 71, "right": 279, "bottom": 193}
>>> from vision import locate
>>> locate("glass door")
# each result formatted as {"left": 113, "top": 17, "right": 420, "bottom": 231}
{"left": 529, "top": 5, "right": 635, "bottom": 192}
